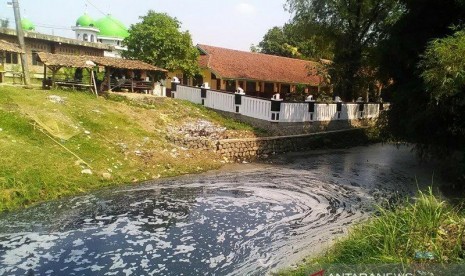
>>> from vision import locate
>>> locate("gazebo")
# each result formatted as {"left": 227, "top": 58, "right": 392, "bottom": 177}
{"left": 38, "top": 52, "right": 97, "bottom": 94}
{"left": 0, "top": 39, "right": 24, "bottom": 83}
{"left": 37, "top": 52, "right": 167, "bottom": 94}
{"left": 90, "top": 56, "right": 167, "bottom": 93}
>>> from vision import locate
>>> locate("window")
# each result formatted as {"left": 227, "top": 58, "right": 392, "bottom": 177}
{"left": 226, "top": 80, "right": 236, "bottom": 92}
{"left": 83, "top": 33, "right": 88, "bottom": 42}
{"left": 90, "top": 34, "right": 94, "bottom": 42}
{"left": 246, "top": 81, "right": 256, "bottom": 93}
{"left": 32, "top": 52, "right": 43, "bottom": 66}
{"left": 5, "top": 52, "right": 18, "bottom": 64}
{"left": 264, "top": 82, "right": 274, "bottom": 93}
{"left": 77, "top": 33, "right": 80, "bottom": 40}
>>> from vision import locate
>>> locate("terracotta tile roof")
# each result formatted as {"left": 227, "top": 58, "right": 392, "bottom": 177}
{"left": 198, "top": 54, "right": 210, "bottom": 68}
{"left": 0, "top": 39, "right": 23, "bottom": 53}
{"left": 38, "top": 52, "right": 167, "bottom": 72}
{"left": 38, "top": 52, "right": 95, "bottom": 68}
{"left": 197, "top": 44, "right": 321, "bottom": 86}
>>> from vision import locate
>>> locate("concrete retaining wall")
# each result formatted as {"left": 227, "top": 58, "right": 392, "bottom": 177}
{"left": 170, "top": 128, "right": 371, "bottom": 162}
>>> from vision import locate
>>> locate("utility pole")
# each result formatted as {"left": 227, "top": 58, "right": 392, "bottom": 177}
{"left": 12, "top": 0, "right": 30, "bottom": 85}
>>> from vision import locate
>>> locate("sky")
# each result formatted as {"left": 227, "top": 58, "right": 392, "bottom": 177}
{"left": 0, "top": 0, "right": 293, "bottom": 51}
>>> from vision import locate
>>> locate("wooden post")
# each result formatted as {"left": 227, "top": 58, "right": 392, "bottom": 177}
{"left": 106, "top": 68, "right": 111, "bottom": 91}
{"left": 90, "top": 69, "right": 98, "bottom": 97}
{"left": 49, "top": 66, "right": 61, "bottom": 89}
{"left": 42, "top": 64, "right": 47, "bottom": 89}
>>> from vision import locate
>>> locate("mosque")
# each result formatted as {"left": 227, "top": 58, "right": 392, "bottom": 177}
{"left": 19, "top": 12, "right": 129, "bottom": 58}
{"left": 71, "top": 13, "right": 129, "bottom": 58}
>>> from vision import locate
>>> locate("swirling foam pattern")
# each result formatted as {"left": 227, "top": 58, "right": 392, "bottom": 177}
{"left": 0, "top": 145, "right": 433, "bottom": 275}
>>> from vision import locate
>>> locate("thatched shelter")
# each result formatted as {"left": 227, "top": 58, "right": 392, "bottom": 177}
{"left": 37, "top": 52, "right": 167, "bottom": 94}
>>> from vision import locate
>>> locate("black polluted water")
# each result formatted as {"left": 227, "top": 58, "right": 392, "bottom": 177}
{"left": 0, "top": 144, "right": 437, "bottom": 275}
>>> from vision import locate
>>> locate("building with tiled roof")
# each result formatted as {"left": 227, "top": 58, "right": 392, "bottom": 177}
{"left": 169, "top": 44, "right": 325, "bottom": 99}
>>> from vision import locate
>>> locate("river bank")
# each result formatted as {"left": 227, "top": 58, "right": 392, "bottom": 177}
{"left": 0, "top": 86, "right": 377, "bottom": 212}
{"left": 0, "top": 87, "right": 259, "bottom": 211}
{"left": 0, "top": 144, "right": 438, "bottom": 275}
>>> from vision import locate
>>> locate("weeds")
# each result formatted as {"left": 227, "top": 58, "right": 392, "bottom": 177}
{"left": 278, "top": 188, "right": 465, "bottom": 275}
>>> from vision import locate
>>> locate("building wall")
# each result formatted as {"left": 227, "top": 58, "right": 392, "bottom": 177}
{"left": 0, "top": 33, "right": 105, "bottom": 82}
{"left": 167, "top": 67, "right": 318, "bottom": 100}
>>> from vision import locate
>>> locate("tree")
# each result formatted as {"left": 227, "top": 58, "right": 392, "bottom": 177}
{"left": 123, "top": 11, "right": 199, "bottom": 79}
{"left": 286, "top": 0, "right": 403, "bottom": 101}
{"left": 377, "top": 0, "right": 465, "bottom": 183}
{"left": 417, "top": 29, "right": 465, "bottom": 181}
{"left": 421, "top": 29, "right": 465, "bottom": 102}
{"left": 255, "top": 22, "right": 334, "bottom": 60}
{"left": 257, "top": 26, "right": 298, "bottom": 58}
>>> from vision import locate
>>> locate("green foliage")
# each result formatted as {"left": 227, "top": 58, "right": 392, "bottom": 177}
{"left": 420, "top": 28, "right": 465, "bottom": 100}
{"left": 256, "top": 22, "right": 334, "bottom": 60}
{"left": 286, "top": 0, "right": 403, "bottom": 101}
{"left": 123, "top": 11, "right": 200, "bottom": 79}
{"left": 378, "top": 0, "right": 465, "bottom": 183}
{"left": 278, "top": 188, "right": 465, "bottom": 275}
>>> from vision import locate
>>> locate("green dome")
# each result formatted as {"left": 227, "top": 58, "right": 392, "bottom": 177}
{"left": 21, "top": 18, "right": 35, "bottom": 31}
{"left": 76, "top": 13, "right": 95, "bottom": 27}
{"left": 94, "top": 15, "right": 129, "bottom": 39}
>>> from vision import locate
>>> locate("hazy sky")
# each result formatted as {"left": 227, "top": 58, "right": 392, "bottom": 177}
{"left": 0, "top": 0, "right": 293, "bottom": 51}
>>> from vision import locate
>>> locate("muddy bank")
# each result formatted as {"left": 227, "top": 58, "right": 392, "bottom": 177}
{"left": 0, "top": 144, "right": 438, "bottom": 275}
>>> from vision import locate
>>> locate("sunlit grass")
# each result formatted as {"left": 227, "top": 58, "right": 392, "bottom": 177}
{"left": 0, "top": 86, "right": 260, "bottom": 211}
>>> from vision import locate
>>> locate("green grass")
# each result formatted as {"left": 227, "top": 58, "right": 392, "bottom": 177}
{"left": 278, "top": 188, "right": 465, "bottom": 275}
{"left": 0, "top": 86, "right": 262, "bottom": 211}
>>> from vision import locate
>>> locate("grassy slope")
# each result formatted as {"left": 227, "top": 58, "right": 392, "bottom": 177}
{"left": 0, "top": 86, "right": 257, "bottom": 211}
{"left": 277, "top": 189, "right": 465, "bottom": 275}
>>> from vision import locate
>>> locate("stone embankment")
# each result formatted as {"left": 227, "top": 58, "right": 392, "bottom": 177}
{"left": 168, "top": 120, "right": 371, "bottom": 162}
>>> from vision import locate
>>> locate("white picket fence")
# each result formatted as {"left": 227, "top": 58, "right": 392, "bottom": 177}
{"left": 175, "top": 85, "right": 202, "bottom": 104}
{"left": 173, "top": 85, "right": 386, "bottom": 123}
{"left": 205, "top": 90, "right": 235, "bottom": 113}
{"left": 241, "top": 97, "right": 272, "bottom": 121}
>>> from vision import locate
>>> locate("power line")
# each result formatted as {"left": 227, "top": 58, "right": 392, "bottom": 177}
{"left": 85, "top": 0, "right": 108, "bottom": 18}
{"left": 85, "top": 0, "right": 129, "bottom": 30}
{"left": 36, "top": 25, "right": 73, "bottom": 31}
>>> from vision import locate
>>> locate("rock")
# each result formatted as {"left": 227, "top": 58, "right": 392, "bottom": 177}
{"left": 47, "top": 95, "right": 66, "bottom": 104}
{"left": 81, "top": 169, "right": 93, "bottom": 175}
{"left": 84, "top": 130, "right": 91, "bottom": 135}
{"left": 0, "top": 128, "right": 3, "bottom": 132}
{"left": 102, "top": 172, "right": 112, "bottom": 179}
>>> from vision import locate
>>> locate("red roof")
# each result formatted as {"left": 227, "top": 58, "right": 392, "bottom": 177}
{"left": 197, "top": 44, "right": 321, "bottom": 86}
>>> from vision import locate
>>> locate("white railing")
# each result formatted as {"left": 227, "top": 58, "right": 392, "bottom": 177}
{"left": 175, "top": 85, "right": 202, "bottom": 104}
{"left": 173, "top": 85, "right": 386, "bottom": 123}
{"left": 314, "top": 103, "right": 338, "bottom": 121}
{"left": 205, "top": 90, "right": 235, "bottom": 113}
{"left": 241, "top": 97, "right": 271, "bottom": 121}
{"left": 366, "top": 104, "right": 380, "bottom": 119}
{"left": 280, "top": 103, "right": 311, "bottom": 122}
{"left": 343, "top": 104, "right": 359, "bottom": 120}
